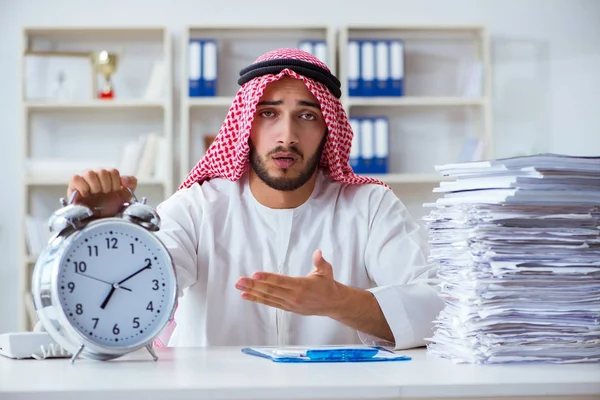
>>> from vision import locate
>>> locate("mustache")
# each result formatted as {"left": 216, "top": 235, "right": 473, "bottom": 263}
{"left": 266, "top": 146, "right": 303, "bottom": 159}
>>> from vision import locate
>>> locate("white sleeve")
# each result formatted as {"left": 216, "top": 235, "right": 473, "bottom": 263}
{"left": 361, "top": 188, "right": 444, "bottom": 350}
{"left": 155, "top": 189, "right": 199, "bottom": 298}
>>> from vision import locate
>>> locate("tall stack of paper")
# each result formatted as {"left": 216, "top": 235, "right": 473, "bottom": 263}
{"left": 423, "top": 154, "right": 600, "bottom": 364}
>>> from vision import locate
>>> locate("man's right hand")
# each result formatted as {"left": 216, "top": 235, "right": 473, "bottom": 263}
{"left": 67, "top": 169, "right": 137, "bottom": 218}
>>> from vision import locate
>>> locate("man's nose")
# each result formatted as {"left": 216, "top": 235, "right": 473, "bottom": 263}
{"left": 276, "top": 115, "right": 299, "bottom": 146}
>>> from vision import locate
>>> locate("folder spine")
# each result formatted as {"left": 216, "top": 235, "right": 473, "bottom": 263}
{"left": 375, "top": 41, "right": 389, "bottom": 96}
{"left": 188, "top": 39, "right": 201, "bottom": 97}
{"left": 201, "top": 39, "right": 218, "bottom": 97}
{"left": 360, "top": 40, "right": 375, "bottom": 97}
{"left": 374, "top": 117, "right": 389, "bottom": 174}
{"left": 389, "top": 39, "right": 404, "bottom": 97}
{"left": 349, "top": 117, "right": 361, "bottom": 171}
{"left": 348, "top": 40, "right": 360, "bottom": 97}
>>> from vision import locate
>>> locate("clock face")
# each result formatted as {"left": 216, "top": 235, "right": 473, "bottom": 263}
{"left": 56, "top": 219, "right": 176, "bottom": 348}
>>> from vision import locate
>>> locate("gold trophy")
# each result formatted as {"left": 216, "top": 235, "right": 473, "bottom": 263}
{"left": 92, "top": 50, "right": 118, "bottom": 99}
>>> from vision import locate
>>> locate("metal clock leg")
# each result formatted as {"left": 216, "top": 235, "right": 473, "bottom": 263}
{"left": 70, "top": 344, "right": 85, "bottom": 364}
{"left": 146, "top": 344, "right": 158, "bottom": 361}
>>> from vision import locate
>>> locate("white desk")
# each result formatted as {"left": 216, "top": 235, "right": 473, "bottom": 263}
{"left": 0, "top": 347, "right": 598, "bottom": 400}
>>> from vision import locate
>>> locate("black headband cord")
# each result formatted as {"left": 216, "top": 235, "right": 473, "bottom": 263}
{"left": 238, "top": 58, "right": 342, "bottom": 99}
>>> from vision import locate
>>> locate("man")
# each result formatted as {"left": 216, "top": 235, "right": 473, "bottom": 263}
{"left": 67, "top": 48, "right": 444, "bottom": 350}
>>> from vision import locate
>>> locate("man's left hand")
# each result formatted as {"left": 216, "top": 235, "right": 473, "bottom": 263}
{"left": 234, "top": 249, "right": 346, "bottom": 317}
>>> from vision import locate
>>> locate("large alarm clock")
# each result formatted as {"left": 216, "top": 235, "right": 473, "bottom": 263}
{"left": 31, "top": 189, "right": 178, "bottom": 363}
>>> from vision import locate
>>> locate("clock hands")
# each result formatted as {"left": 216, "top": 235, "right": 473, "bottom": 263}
{"left": 117, "top": 261, "right": 152, "bottom": 285}
{"left": 75, "top": 271, "right": 131, "bottom": 291}
{"left": 99, "top": 260, "right": 151, "bottom": 310}
{"left": 100, "top": 286, "right": 116, "bottom": 310}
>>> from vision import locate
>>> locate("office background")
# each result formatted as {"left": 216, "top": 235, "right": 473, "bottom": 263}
{"left": 0, "top": 0, "right": 599, "bottom": 334}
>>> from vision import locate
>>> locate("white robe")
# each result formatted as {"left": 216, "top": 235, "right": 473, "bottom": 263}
{"left": 155, "top": 170, "right": 444, "bottom": 350}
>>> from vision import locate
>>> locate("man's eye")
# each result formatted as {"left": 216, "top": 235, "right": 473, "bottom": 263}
{"left": 259, "top": 111, "right": 276, "bottom": 118}
{"left": 300, "top": 114, "right": 316, "bottom": 121}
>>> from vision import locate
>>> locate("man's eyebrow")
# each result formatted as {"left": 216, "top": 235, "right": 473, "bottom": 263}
{"left": 298, "top": 100, "right": 321, "bottom": 109}
{"left": 256, "top": 100, "right": 283, "bottom": 106}
{"left": 256, "top": 99, "right": 321, "bottom": 109}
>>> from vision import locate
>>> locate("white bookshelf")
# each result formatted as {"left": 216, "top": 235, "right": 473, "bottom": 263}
{"left": 25, "top": 99, "right": 165, "bottom": 111}
{"left": 338, "top": 24, "right": 493, "bottom": 218}
{"left": 18, "top": 26, "right": 174, "bottom": 331}
{"left": 180, "top": 24, "right": 336, "bottom": 182}
{"left": 188, "top": 96, "right": 236, "bottom": 108}
{"left": 346, "top": 96, "right": 486, "bottom": 107}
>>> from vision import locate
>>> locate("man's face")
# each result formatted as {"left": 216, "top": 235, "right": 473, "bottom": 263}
{"left": 249, "top": 77, "right": 327, "bottom": 191}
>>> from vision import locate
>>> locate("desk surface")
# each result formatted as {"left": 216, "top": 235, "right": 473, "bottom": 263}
{"left": 1, "top": 347, "right": 599, "bottom": 400}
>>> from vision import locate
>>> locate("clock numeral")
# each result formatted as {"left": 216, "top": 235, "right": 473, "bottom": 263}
{"left": 74, "top": 261, "right": 87, "bottom": 273}
{"left": 87, "top": 245, "right": 99, "bottom": 257}
{"left": 145, "top": 258, "right": 152, "bottom": 268}
{"left": 130, "top": 243, "right": 135, "bottom": 254}
{"left": 75, "top": 304, "right": 83, "bottom": 315}
{"left": 92, "top": 318, "right": 99, "bottom": 329}
{"left": 106, "top": 237, "right": 118, "bottom": 249}
{"left": 132, "top": 317, "right": 140, "bottom": 329}
{"left": 146, "top": 301, "right": 154, "bottom": 312}
{"left": 112, "top": 324, "right": 120, "bottom": 335}
{"left": 152, "top": 280, "right": 159, "bottom": 291}
{"left": 67, "top": 282, "right": 75, "bottom": 293}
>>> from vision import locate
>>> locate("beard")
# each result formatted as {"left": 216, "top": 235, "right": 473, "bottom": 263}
{"left": 249, "top": 134, "right": 327, "bottom": 192}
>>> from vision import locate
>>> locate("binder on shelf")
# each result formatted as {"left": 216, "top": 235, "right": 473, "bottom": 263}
{"left": 375, "top": 41, "right": 390, "bottom": 96}
{"left": 349, "top": 117, "right": 360, "bottom": 171}
{"left": 298, "top": 40, "right": 313, "bottom": 54}
{"left": 137, "top": 132, "right": 160, "bottom": 179}
{"left": 349, "top": 116, "right": 390, "bottom": 174}
{"left": 347, "top": 40, "right": 360, "bottom": 97}
{"left": 373, "top": 117, "right": 389, "bottom": 173}
{"left": 360, "top": 117, "right": 375, "bottom": 173}
{"left": 460, "top": 61, "right": 483, "bottom": 97}
{"left": 389, "top": 40, "right": 404, "bottom": 96}
{"left": 188, "top": 39, "right": 218, "bottom": 97}
{"left": 297, "top": 40, "right": 328, "bottom": 66}
{"left": 457, "top": 136, "right": 485, "bottom": 163}
{"left": 188, "top": 39, "right": 201, "bottom": 97}
{"left": 201, "top": 40, "right": 218, "bottom": 96}
{"left": 144, "top": 59, "right": 166, "bottom": 100}
{"left": 360, "top": 41, "right": 375, "bottom": 97}
{"left": 314, "top": 41, "right": 327, "bottom": 66}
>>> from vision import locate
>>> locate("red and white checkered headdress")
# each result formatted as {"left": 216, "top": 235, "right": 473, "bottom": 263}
{"left": 179, "top": 48, "right": 387, "bottom": 190}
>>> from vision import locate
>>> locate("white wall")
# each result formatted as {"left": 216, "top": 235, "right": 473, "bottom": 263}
{"left": 1, "top": 0, "right": 599, "bottom": 333}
